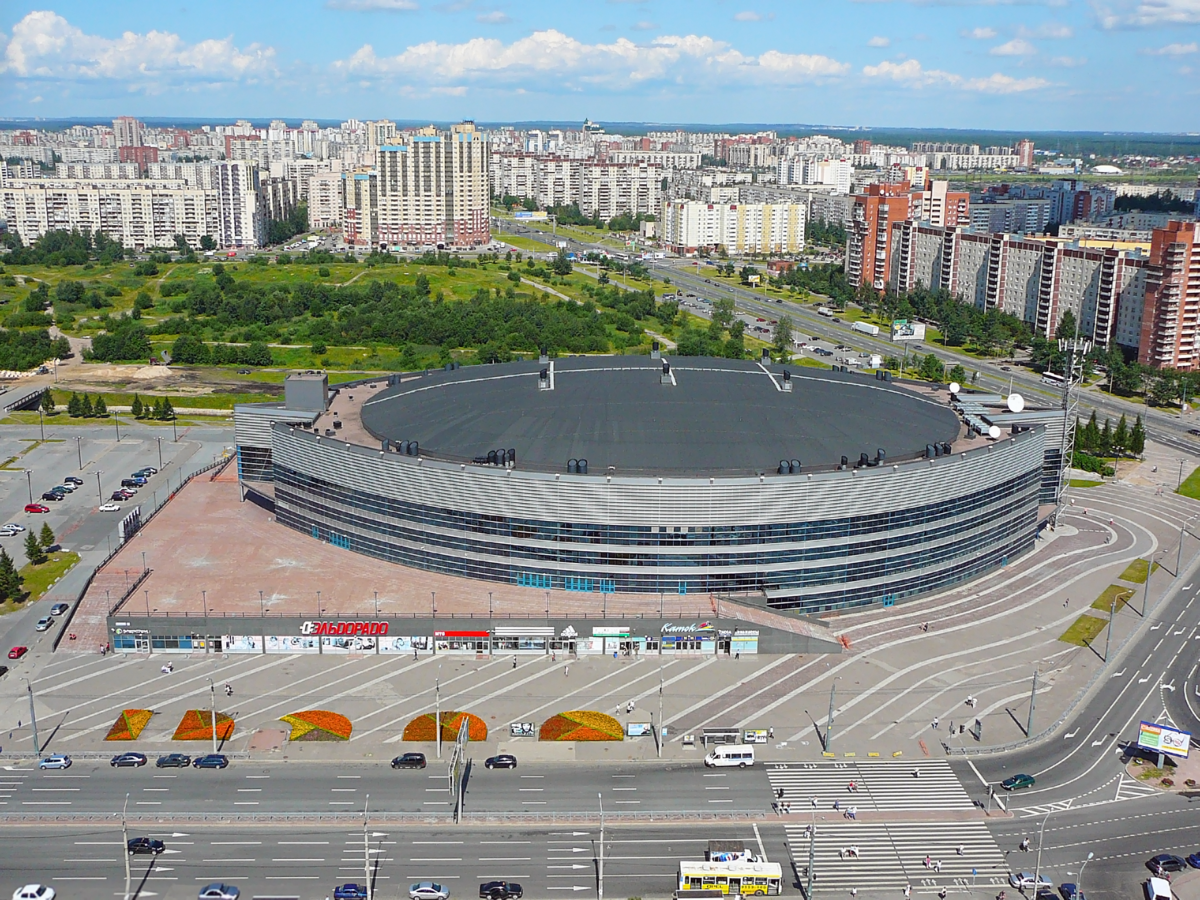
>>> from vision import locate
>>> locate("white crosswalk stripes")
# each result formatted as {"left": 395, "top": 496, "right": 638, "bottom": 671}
{"left": 784, "top": 821, "right": 1009, "bottom": 895}
{"left": 768, "top": 761, "right": 976, "bottom": 811}
{"left": 1115, "top": 773, "right": 1161, "bottom": 802}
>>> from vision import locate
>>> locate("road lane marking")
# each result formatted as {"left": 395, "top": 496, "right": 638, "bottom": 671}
{"left": 480, "top": 857, "right": 532, "bottom": 862}
{"left": 279, "top": 841, "right": 330, "bottom": 845}
{"left": 211, "top": 841, "right": 262, "bottom": 845}
{"left": 411, "top": 858, "right": 463, "bottom": 862}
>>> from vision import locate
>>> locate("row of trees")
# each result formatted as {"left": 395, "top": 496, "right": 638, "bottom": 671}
{"left": 1076, "top": 410, "right": 1146, "bottom": 458}
{"left": 130, "top": 395, "right": 176, "bottom": 420}
{"left": 1, "top": 229, "right": 126, "bottom": 266}
{"left": 0, "top": 524, "right": 56, "bottom": 601}
{"left": 66, "top": 393, "right": 108, "bottom": 417}
{"left": 86, "top": 320, "right": 153, "bottom": 362}
{"left": 168, "top": 335, "right": 273, "bottom": 367}
{"left": 0, "top": 327, "right": 70, "bottom": 371}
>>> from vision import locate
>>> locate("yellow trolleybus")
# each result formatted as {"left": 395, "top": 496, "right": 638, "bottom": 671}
{"left": 677, "top": 860, "right": 784, "bottom": 896}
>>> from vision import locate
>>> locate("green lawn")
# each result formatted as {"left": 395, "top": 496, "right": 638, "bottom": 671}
{"left": 1069, "top": 479, "right": 1104, "bottom": 488}
{"left": 11, "top": 550, "right": 80, "bottom": 609}
{"left": 1059, "top": 614, "right": 1109, "bottom": 647}
{"left": 1118, "top": 559, "right": 1160, "bottom": 584}
{"left": 1091, "top": 584, "right": 1134, "bottom": 612}
{"left": 1177, "top": 466, "right": 1200, "bottom": 500}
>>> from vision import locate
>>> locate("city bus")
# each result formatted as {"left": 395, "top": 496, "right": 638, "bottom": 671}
{"left": 1041, "top": 371, "right": 1064, "bottom": 387}
{"left": 677, "top": 861, "right": 783, "bottom": 896}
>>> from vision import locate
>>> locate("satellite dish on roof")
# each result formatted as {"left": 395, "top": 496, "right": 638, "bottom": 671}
{"left": 988, "top": 425, "right": 1002, "bottom": 439}
{"left": 1008, "top": 393, "right": 1025, "bottom": 413}
{"left": 949, "top": 382, "right": 961, "bottom": 394}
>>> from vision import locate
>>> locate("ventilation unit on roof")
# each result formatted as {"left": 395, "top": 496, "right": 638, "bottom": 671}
{"left": 651, "top": 340, "right": 661, "bottom": 361}
{"left": 761, "top": 348, "right": 770, "bottom": 362}
{"left": 782, "top": 370, "right": 793, "bottom": 392}
{"left": 539, "top": 347, "right": 549, "bottom": 364}
{"left": 661, "top": 360, "right": 673, "bottom": 386}
{"left": 539, "top": 368, "right": 551, "bottom": 391}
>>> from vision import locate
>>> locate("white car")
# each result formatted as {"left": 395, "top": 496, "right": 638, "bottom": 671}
{"left": 12, "top": 885, "right": 55, "bottom": 900}
{"left": 38, "top": 755, "right": 71, "bottom": 770}
{"left": 0, "top": 528, "right": 18, "bottom": 538}
{"left": 4, "top": 523, "right": 25, "bottom": 532}
{"left": 1009, "top": 873, "right": 1053, "bottom": 891}
{"left": 197, "top": 885, "right": 240, "bottom": 900}
{"left": 410, "top": 883, "right": 451, "bottom": 900}
{"left": 98, "top": 503, "right": 121, "bottom": 512}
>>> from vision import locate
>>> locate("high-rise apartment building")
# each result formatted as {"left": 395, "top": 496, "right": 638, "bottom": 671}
{"left": 1139, "top": 221, "right": 1200, "bottom": 370}
{"left": 1016, "top": 139, "right": 1035, "bottom": 169}
{"left": 578, "top": 162, "right": 661, "bottom": 220}
{"left": 845, "top": 182, "right": 913, "bottom": 292}
{"left": 112, "top": 116, "right": 145, "bottom": 149}
{"left": 660, "top": 200, "right": 806, "bottom": 255}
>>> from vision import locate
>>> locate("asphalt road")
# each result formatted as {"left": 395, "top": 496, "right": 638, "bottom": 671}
{"left": 0, "top": 821, "right": 786, "bottom": 900}
{"left": 2, "top": 759, "right": 769, "bottom": 819}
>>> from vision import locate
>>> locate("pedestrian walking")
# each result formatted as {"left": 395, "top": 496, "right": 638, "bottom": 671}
{"left": 912, "top": 768, "right": 920, "bottom": 778}
{"left": 768, "top": 727, "right": 774, "bottom": 740}
{"left": 956, "top": 844, "right": 964, "bottom": 856}
{"left": 933, "top": 859, "right": 942, "bottom": 874}
{"left": 564, "top": 665, "right": 569, "bottom": 676}
{"left": 848, "top": 806, "right": 857, "bottom": 820}
{"left": 939, "top": 888, "right": 948, "bottom": 900}
{"left": 512, "top": 657, "right": 518, "bottom": 669}
{"left": 833, "top": 799, "right": 840, "bottom": 811}
{"left": 1019, "top": 837, "right": 1030, "bottom": 852}
{"left": 552, "top": 652, "right": 556, "bottom": 662}
{"left": 904, "top": 885, "right": 912, "bottom": 899}
{"left": 923, "top": 856, "right": 932, "bottom": 869}
{"left": 811, "top": 797, "right": 819, "bottom": 809}
{"left": 932, "top": 716, "right": 939, "bottom": 730}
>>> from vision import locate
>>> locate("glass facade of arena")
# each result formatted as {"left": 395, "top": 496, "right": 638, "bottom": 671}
{"left": 272, "top": 439, "right": 1043, "bottom": 613}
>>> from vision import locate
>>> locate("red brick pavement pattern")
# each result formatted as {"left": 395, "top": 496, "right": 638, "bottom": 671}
{"left": 60, "top": 476, "right": 823, "bottom": 652}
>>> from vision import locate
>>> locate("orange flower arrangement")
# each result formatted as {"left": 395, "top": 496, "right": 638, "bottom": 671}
{"left": 539, "top": 711, "right": 624, "bottom": 741}
{"left": 172, "top": 709, "right": 235, "bottom": 741}
{"left": 106, "top": 709, "right": 154, "bottom": 741}
{"left": 280, "top": 710, "right": 353, "bottom": 742}
{"left": 401, "top": 711, "right": 488, "bottom": 742}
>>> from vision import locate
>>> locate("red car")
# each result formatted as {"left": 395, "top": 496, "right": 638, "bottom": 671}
{"left": 24, "top": 503, "right": 49, "bottom": 514}
{"left": 8, "top": 646, "right": 28, "bottom": 660}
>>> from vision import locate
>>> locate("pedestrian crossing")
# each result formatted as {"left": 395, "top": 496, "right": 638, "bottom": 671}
{"left": 784, "top": 820, "right": 1010, "bottom": 895}
{"left": 768, "top": 761, "right": 977, "bottom": 812}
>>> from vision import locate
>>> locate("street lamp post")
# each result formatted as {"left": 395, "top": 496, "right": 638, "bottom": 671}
{"left": 435, "top": 665, "right": 442, "bottom": 759}
{"left": 25, "top": 678, "right": 40, "bottom": 755}
{"left": 37, "top": 407, "right": 44, "bottom": 441}
{"left": 206, "top": 677, "right": 217, "bottom": 754}
{"left": 657, "top": 665, "right": 664, "bottom": 759}
{"left": 114, "top": 412, "right": 121, "bottom": 442}
{"left": 364, "top": 793, "right": 372, "bottom": 900}
{"left": 96, "top": 470, "right": 102, "bottom": 506}
{"left": 1033, "top": 809, "right": 1053, "bottom": 893}
{"left": 156, "top": 436, "right": 163, "bottom": 470}
{"left": 374, "top": 590, "right": 379, "bottom": 618}
{"left": 122, "top": 791, "right": 131, "bottom": 900}
{"left": 75, "top": 436, "right": 82, "bottom": 470}
{"left": 1179, "top": 458, "right": 1186, "bottom": 492}
{"left": 825, "top": 679, "right": 838, "bottom": 752}
{"left": 25, "top": 469, "right": 33, "bottom": 505}
{"left": 1177, "top": 515, "right": 1197, "bottom": 574}
{"left": 1078, "top": 851, "right": 1094, "bottom": 900}
{"left": 598, "top": 791, "right": 605, "bottom": 900}
{"left": 432, "top": 590, "right": 436, "bottom": 617}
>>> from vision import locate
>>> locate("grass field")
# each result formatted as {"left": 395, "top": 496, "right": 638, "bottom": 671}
{"left": 1059, "top": 614, "right": 1109, "bottom": 647}
{"left": 1118, "top": 559, "right": 1160, "bottom": 584}
{"left": 1068, "top": 479, "right": 1104, "bottom": 488}
{"left": 1091, "top": 584, "right": 1134, "bottom": 612}
{"left": 1176, "top": 466, "right": 1200, "bottom": 500}
{"left": 9, "top": 550, "right": 80, "bottom": 611}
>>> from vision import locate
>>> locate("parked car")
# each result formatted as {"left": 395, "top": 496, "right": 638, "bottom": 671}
{"left": 99, "top": 503, "right": 121, "bottom": 512}
{"left": 24, "top": 504, "right": 49, "bottom": 513}
{"left": 391, "top": 752, "right": 427, "bottom": 769}
{"left": 121, "top": 478, "right": 146, "bottom": 488}
{"left": 11, "top": 886, "right": 55, "bottom": 900}
{"left": 1147, "top": 854, "right": 1188, "bottom": 874}
{"left": 9, "top": 646, "right": 29, "bottom": 659}
{"left": 479, "top": 882, "right": 523, "bottom": 900}
{"left": 1187, "top": 852, "right": 1200, "bottom": 868}
{"left": 193, "top": 754, "right": 229, "bottom": 769}
{"left": 64, "top": 476, "right": 83, "bottom": 486}
{"left": 4, "top": 523, "right": 26, "bottom": 531}
{"left": 1060, "top": 883, "right": 1086, "bottom": 900}
{"left": 40, "top": 492, "right": 63, "bottom": 502}
{"left": 156, "top": 753, "right": 191, "bottom": 768}
{"left": 0, "top": 665, "right": 8, "bottom": 678}
{"left": 111, "top": 752, "right": 148, "bottom": 768}
{"left": 49, "top": 603, "right": 69, "bottom": 616}
{"left": 136, "top": 467, "right": 158, "bottom": 476}
{"left": 0, "top": 527, "right": 19, "bottom": 538}
{"left": 1009, "top": 873, "right": 1052, "bottom": 891}
{"left": 334, "top": 886, "right": 368, "bottom": 900}
{"left": 34, "top": 617, "right": 54, "bottom": 632}
{"left": 1189, "top": 429, "right": 1200, "bottom": 437}
{"left": 484, "top": 754, "right": 517, "bottom": 770}
{"left": 197, "top": 885, "right": 240, "bottom": 900}
{"left": 410, "top": 883, "right": 451, "bottom": 900}
{"left": 127, "top": 837, "right": 166, "bottom": 855}
{"left": 53, "top": 483, "right": 75, "bottom": 492}
{"left": 1001, "top": 773, "right": 1036, "bottom": 791}
{"left": 38, "top": 755, "right": 71, "bottom": 769}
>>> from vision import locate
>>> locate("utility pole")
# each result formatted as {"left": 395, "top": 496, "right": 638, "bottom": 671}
{"left": 114, "top": 412, "right": 121, "bottom": 442}
{"left": 1033, "top": 810, "right": 1053, "bottom": 893}
{"left": 207, "top": 677, "right": 217, "bottom": 754}
{"left": 825, "top": 680, "right": 837, "bottom": 752}
{"left": 1026, "top": 670, "right": 1039, "bottom": 737}
{"left": 1104, "top": 594, "right": 1117, "bottom": 661}
{"left": 156, "top": 436, "right": 163, "bottom": 470}
{"left": 96, "top": 470, "right": 103, "bottom": 506}
{"left": 25, "top": 679, "right": 40, "bottom": 755}
{"left": 123, "top": 791, "right": 131, "bottom": 900}
{"left": 364, "top": 793, "right": 372, "bottom": 900}
{"left": 75, "top": 436, "right": 82, "bottom": 470}
{"left": 1055, "top": 325, "right": 1091, "bottom": 527}
{"left": 1143, "top": 557, "right": 1152, "bottom": 616}
{"left": 657, "top": 666, "right": 664, "bottom": 759}
{"left": 598, "top": 791, "right": 605, "bottom": 900}
{"left": 435, "top": 665, "right": 442, "bottom": 759}
{"left": 24, "top": 469, "right": 32, "bottom": 505}
{"left": 806, "top": 806, "right": 816, "bottom": 898}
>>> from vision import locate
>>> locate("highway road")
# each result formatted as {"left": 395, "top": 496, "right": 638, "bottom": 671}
{"left": 0, "top": 821, "right": 788, "bottom": 900}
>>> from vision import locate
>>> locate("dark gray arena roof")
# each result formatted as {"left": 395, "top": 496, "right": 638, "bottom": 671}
{"left": 360, "top": 357, "right": 962, "bottom": 475}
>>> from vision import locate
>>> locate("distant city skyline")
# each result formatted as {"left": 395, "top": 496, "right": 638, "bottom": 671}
{"left": 1, "top": 0, "right": 1198, "bottom": 132}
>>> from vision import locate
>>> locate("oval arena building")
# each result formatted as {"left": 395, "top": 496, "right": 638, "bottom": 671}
{"left": 235, "top": 357, "right": 1046, "bottom": 615}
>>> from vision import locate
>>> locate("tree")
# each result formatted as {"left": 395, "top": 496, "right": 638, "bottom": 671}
{"left": 552, "top": 252, "right": 573, "bottom": 276}
{"left": 1112, "top": 414, "right": 1129, "bottom": 456}
{"left": 131, "top": 394, "right": 144, "bottom": 419}
{"left": 199, "top": 235, "right": 217, "bottom": 252}
{"left": 159, "top": 397, "right": 175, "bottom": 421}
{"left": 67, "top": 392, "right": 82, "bottom": 417}
{"left": 0, "top": 548, "right": 21, "bottom": 601}
{"left": 38, "top": 522, "right": 54, "bottom": 550}
{"left": 79, "top": 394, "right": 94, "bottom": 418}
{"left": 173, "top": 234, "right": 191, "bottom": 254}
{"left": 1056, "top": 310, "right": 1078, "bottom": 341}
{"left": 152, "top": 397, "right": 165, "bottom": 420}
{"left": 948, "top": 364, "right": 968, "bottom": 385}
{"left": 919, "top": 353, "right": 945, "bottom": 381}
{"left": 1130, "top": 414, "right": 1146, "bottom": 456}
{"left": 93, "top": 395, "right": 108, "bottom": 416}
{"left": 712, "top": 297, "right": 735, "bottom": 330}
{"left": 24, "top": 531, "right": 45, "bottom": 566}
{"left": 773, "top": 315, "right": 794, "bottom": 356}
{"left": 39, "top": 389, "right": 55, "bottom": 414}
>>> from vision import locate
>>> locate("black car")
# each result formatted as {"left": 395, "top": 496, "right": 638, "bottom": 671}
{"left": 40, "top": 492, "right": 63, "bottom": 502}
{"left": 1190, "top": 429, "right": 1200, "bottom": 437}
{"left": 484, "top": 754, "right": 517, "bottom": 770}
{"left": 193, "top": 754, "right": 229, "bottom": 769}
{"left": 127, "top": 837, "right": 165, "bottom": 855}
{"left": 391, "top": 752, "right": 427, "bottom": 769}
{"left": 480, "top": 882, "right": 523, "bottom": 900}
{"left": 64, "top": 476, "right": 83, "bottom": 486}
{"left": 121, "top": 478, "right": 146, "bottom": 488}
{"left": 156, "top": 753, "right": 190, "bottom": 768}
{"left": 1147, "top": 854, "right": 1188, "bottom": 874}
{"left": 0, "top": 665, "right": 8, "bottom": 678}
{"left": 111, "top": 752, "right": 148, "bottom": 768}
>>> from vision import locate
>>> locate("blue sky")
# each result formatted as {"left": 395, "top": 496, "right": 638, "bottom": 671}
{"left": 1, "top": 0, "right": 1198, "bottom": 132}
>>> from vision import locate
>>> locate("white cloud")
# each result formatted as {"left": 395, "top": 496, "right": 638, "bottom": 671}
{"left": 734, "top": 11, "right": 763, "bottom": 20}
{"left": 1141, "top": 40, "right": 1199, "bottom": 53}
{"left": 631, "top": 20, "right": 658, "bottom": 30}
{"left": 0, "top": 10, "right": 276, "bottom": 89}
{"left": 1095, "top": 0, "right": 1200, "bottom": 27}
{"left": 990, "top": 37, "right": 1038, "bottom": 54}
{"left": 1018, "top": 21, "right": 1073, "bottom": 36}
{"left": 476, "top": 10, "right": 511, "bottom": 23}
{"left": 868, "top": 35, "right": 892, "bottom": 46}
{"left": 964, "top": 26, "right": 999, "bottom": 37}
{"left": 1048, "top": 54, "right": 1088, "bottom": 65}
{"left": 862, "top": 57, "right": 1049, "bottom": 91}
{"left": 335, "top": 29, "right": 849, "bottom": 88}
{"left": 327, "top": 0, "right": 418, "bottom": 8}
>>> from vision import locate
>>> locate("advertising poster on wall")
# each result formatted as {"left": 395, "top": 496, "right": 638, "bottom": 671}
{"left": 223, "top": 635, "right": 262, "bottom": 653}
{"left": 266, "top": 635, "right": 320, "bottom": 654}
{"left": 379, "top": 635, "right": 432, "bottom": 655}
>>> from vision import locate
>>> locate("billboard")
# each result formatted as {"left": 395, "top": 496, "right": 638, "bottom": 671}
{"left": 1137, "top": 721, "right": 1191, "bottom": 758}
{"left": 513, "top": 211, "right": 548, "bottom": 220}
{"left": 891, "top": 319, "right": 927, "bottom": 342}
{"left": 627, "top": 722, "right": 653, "bottom": 737}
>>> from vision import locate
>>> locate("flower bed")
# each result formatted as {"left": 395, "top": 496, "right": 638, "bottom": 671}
{"left": 539, "top": 711, "right": 623, "bottom": 741}
{"left": 172, "top": 709, "right": 235, "bottom": 741}
{"left": 105, "top": 709, "right": 154, "bottom": 741}
{"left": 280, "top": 710, "right": 353, "bottom": 742}
{"left": 401, "top": 711, "right": 488, "bottom": 742}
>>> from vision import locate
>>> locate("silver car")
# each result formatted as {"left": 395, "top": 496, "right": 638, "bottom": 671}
{"left": 411, "top": 883, "right": 451, "bottom": 900}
